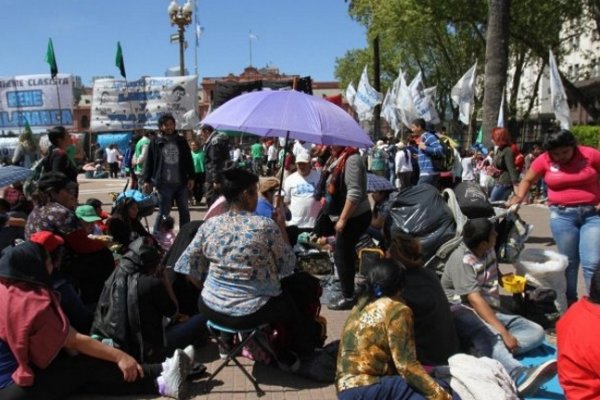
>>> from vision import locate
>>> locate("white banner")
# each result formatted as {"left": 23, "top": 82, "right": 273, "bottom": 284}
{"left": 408, "top": 72, "right": 440, "bottom": 124}
{"left": 91, "top": 75, "right": 198, "bottom": 132}
{"left": 395, "top": 69, "right": 419, "bottom": 129}
{"left": 0, "top": 74, "right": 74, "bottom": 131}
{"left": 548, "top": 50, "right": 571, "bottom": 130}
{"left": 451, "top": 62, "right": 477, "bottom": 126}
{"left": 345, "top": 81, "right": 356, "bottom": 107}
{"left": 381, "top": 89, "right": 400, "bottom": 133}
{"left": 354, "top": 65, "right": 382, "bottom": 121}
{"left": 497, "top": 90, "right": 505, "bottom": 128}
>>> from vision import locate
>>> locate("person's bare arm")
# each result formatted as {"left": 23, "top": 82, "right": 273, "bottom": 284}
{"left": 508, "top": 168, "right": 540, "bottom": 206}
{"left": 466, "top": 291, "right": 518, "bottom": 352}
{"left": 63, "top": 327, "right": 143, "bottom": 382}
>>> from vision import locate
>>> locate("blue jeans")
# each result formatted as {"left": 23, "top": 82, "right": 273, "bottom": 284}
{"left": 154, "top": 183, "right": 190, "bottom": 233}
{"left": 490, "top": 183, "right": 513, "bottom": 202}
{"left": 549, "top": 205, "right": 600, "bottom": 300}
{"left": 452, "top": 305, "right": 544, "bottom": 375}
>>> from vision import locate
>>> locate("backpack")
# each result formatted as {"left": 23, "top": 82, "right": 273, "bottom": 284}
{"left": 22, "top": 155, "right": 48, "bottom": 198}
{"left": 430, "top": 134, "right": 455, "bottom": 172}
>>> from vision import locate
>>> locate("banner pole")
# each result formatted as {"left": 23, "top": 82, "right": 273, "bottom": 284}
{"left": 54, "top": 77, "right": 62, "bottom": 124}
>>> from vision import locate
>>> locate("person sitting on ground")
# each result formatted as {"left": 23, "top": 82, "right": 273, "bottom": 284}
{"left": 92, "top": 236, "right": 206, "bottom": 364}
{"left": 0, "top": 235, "right": 194, "bottom": 400}
{"left": 25, "top": 172, "right": 114, "bottom": 305}
{"left": 440, "top": 217, "right": 557, "bottom": 396}
{"left": 0, "top": 199, "right": 25, "bottom": 252}
{"left": 154, "top": 215, "right": 176, "bottom": 252}
{"left": 76, "top": 204, "right": 102, "bottom": 235}
{"left": 387, "top": 233, "right": 460, "bottom": 367}
{"left": 557, "top": 267, "right": 600, "bottom": 399}
{"left": 106, "top": 197, "right": 151, "bottom": 253}
{"left": 336, "top": 258, "right": 455, "bottom": 400}
{"left": 174, "top": 168, "right": 316, "bottom": 366}
{"left": 86, "top": 197, "right": 109, "bottom": 234}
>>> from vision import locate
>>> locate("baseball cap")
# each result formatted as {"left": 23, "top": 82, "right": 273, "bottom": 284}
{"left": 296, "top": 152, "right": 311, "bottom": 164}
{"left": 29, "top": 231, "right": 64, "bottom": 253}
{"left": 259, "top": 177, "right": 280, "bottom": 194}
{"left": 75, "top": 205, "right": 101, "bottom": 222}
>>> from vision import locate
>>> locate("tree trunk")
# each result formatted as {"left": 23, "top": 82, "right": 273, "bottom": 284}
{"left": 482, "top": 0, "right": 511, "bottom": 148}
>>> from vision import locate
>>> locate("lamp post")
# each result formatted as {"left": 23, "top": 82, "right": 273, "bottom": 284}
{"left": 168, "top": 0, "right": 193, "bottom": 76}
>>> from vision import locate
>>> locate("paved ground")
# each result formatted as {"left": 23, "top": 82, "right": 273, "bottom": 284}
{"left": 70, "top": 177, "right": 576, "bottom": 400}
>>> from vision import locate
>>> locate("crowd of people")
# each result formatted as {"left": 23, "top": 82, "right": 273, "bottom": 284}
{"left": 0, "top": 115, "right": 599, "bottom": 399}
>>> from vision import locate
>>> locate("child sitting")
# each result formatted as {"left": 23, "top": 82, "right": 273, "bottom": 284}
{"left": 154, "top": 215, "right": 175, "bottom": 252}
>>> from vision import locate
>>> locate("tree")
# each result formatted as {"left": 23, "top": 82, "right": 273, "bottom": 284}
{"left": 481, "top": 0, "right": 510, "bottom": 147}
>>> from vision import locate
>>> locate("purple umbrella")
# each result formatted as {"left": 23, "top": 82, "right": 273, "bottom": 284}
{"left": 200, "top": 90, "right": 373, "bottom": 148}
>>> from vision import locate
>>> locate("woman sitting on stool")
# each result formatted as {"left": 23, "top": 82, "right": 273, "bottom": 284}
{"left": 174, "top": 168, "right": 315, "bottom": 368}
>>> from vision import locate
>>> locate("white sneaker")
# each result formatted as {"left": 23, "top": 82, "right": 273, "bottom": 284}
{"left": 182, "top": 344, "right": 196, "bottom": 364}
{"left": 159, "top": 349, "right": 192, "bottom": 399}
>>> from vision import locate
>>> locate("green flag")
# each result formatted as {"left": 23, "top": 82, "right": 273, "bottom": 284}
{"left": 475, "top": 126, "right": 483, "bottom": 144}
{"left": 115, "top": 41, "right": 126, "bottom": 79}
{"left": 45, "top": 38, "right": 58, "bottom": 79}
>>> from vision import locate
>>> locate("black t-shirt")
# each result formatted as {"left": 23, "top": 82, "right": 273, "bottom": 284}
{"left": 403, "top": 267, "right": 460, "bottom": 365}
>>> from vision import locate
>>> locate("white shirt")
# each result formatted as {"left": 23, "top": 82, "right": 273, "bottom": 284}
{"left": 461, "top": 156, "right": 476, "bottom": 181}
{"left": 267, "top": 145, "right": 278, "bottom": 161}
{"left": 106, "top": 148, "right": 119, "bottom": 163}
{"left": 394, "top": 148, "right": 413, "bottom": 173}
{"left": 232, "top": 148, "right": 242, "bottom": 162}
{"left": 292, "top": 141, "right": 311, "bottom": 158}
{"left": 283, "top": 169, "right": 322, "bottom": 229}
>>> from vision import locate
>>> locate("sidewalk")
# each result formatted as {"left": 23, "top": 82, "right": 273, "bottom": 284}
{"left": 71, "top": 193, "right": 565, "bottom": 400}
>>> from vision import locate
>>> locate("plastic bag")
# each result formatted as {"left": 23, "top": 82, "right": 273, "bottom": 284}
{"left": 516, "top": 249, "right": 568, "bottom": 313}
{"left": 383, "top": 184, "right": 456, "bottom": 262}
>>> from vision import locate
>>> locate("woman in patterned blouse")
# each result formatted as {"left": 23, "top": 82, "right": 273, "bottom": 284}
{"left": 336, "top": 259, "right": 455, "bottom": 400}
{"left": 174, "top": 168, "right": 314, "bottom": 360}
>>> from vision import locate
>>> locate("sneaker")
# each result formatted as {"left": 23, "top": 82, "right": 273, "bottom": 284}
{"left": 158, "top": 349, "right": 192, "bottom": 399}
{"left": 327, "top": 295, "right": 356, "bottom": 311}
{"left": 512, "top": 359, "right": 557, "bottom": 396}
{"left": 182, "top": 344, "right": 196, "bottom": 364}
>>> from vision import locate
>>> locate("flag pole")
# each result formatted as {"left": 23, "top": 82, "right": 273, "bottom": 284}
{"left": 115, "top": 41, "right": 136, "bottom": 131}
{"left": 194, "top": 0, "right": 199, "bottom": 77}
{"left": 54, "top": 79, "right": 62, "bottom": 124}
{"left": 249, "top": 30, "right": 253, "bottom": 67}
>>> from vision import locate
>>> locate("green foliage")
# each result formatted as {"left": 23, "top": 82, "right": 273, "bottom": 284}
{"left": 337, "top": 0, "right": 587, "bottom": 124}
{"left": 571, "top": 125, "right": 600, "bottom": 148}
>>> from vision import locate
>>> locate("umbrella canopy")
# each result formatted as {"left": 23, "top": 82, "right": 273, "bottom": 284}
{"left": 0, "top": 166, "right": 33, "bottom": 188}
{"left": 366, "top": 173, "right": 397, "bottom": 193}
{"left": 201, "top": 90, "right": 373, "bottom": 148}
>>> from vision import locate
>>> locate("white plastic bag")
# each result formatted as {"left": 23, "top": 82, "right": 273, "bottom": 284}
{"left": 516, "top": 249, "right": 568, "bottom": 313}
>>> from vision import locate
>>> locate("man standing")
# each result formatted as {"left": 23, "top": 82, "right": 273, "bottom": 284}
{"left": 250, "top": 139, "right": 264, "bottom": 176}
{"left": 133, "top": 131, "right": 152, "bottom": 183}
{"left": 412, "top": 118, "right": 443, "bottom": 188}
{"left": 199, "top": 124, "right": 230, "bottom": 207}
{"left": 283, "top": 152, "right": 322, "bottom": 238}
{"left": 142, "top": 114, "right": 194, "bottom": 233}
{"left": 46, "top": 126, "right": 79, "bottom": 183}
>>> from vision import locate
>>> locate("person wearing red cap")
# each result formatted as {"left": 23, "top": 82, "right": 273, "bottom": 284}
{"left": 0, "top": 238, "right": 194, "bottom": 399}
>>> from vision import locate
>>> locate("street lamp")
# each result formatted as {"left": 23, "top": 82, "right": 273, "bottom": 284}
{"left": 168, "top": 0, "right": 193, "bottom": 76}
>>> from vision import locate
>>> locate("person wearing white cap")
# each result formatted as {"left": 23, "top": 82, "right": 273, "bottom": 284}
{"left": 282, "top": 152, "right": 321, "bottom": 242}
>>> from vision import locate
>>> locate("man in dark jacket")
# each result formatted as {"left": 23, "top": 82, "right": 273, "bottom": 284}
{"left": 142, "top": 114, "right": 194, "bottom": 233}
{"left": 199, "top": 124, "right": 231, "bottom": 207}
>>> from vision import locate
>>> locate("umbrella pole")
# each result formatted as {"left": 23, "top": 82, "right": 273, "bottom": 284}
{"left": 276, "top": 130, "right": 290, "bottom": 204}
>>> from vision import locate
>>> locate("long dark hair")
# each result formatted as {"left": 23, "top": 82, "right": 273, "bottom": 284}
{"left": 111, "top": 197, "right": 139, "bottom": 226}
{"left": 356, "top": 258, "right": 406, "bottom": 310}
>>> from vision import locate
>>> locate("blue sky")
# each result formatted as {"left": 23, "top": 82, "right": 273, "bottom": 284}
{"left": 0, "top": 0, "right": 367, "bottom": 85}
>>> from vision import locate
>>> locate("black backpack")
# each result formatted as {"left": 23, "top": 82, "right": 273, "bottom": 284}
{"left": 430, "top": 133, "right": 455, "bottom": 172}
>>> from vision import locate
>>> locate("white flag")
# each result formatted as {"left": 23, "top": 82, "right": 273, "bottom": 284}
{"left": 381, "top": 89, "right": 400, "bottom": 133}
{"left": 422, "top": 86, "right": 440, "bottom": 124}
{"left": 497, "top": 90, "right": 505, "bottom": 128}
{"left": 345, "top": 81, "right": 356, "bottom": 107}
{"left": 451, "top": 61, "right": 477, "bottom": 126}
{"left": 395, "top": 69, "right": 419, "bottom": 129}
{"left": 548, "top": 50, "right": 571, "bottom": 129}
{"left": 354, "top": 65, "right": 383, "bottom": 121}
